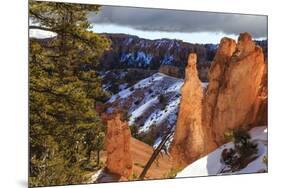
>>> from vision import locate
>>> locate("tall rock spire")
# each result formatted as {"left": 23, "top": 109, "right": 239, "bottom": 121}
{"left": 170, "top": 53, "right": 206, "bottom": 168}
{"left": 202, "top": 37, "right": 236, "bottom": 149}
{"left": 170, "top": 33, "right": 267, "bottom": 170}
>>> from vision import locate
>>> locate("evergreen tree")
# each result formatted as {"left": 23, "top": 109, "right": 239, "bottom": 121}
{"left": 222, "top": 128, "right": 258, "bottom": 171}
{"left": 29, "top": 1, "right": 110, "bottom": 186}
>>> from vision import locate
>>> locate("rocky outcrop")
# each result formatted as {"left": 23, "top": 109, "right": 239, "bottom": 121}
{"left": 170, "top": 33, "right": 267, "bottom": 169}
{"left": 205, "top": 32, "right": 266, "bottom": 145}
{"left": 202, "top": 37, "right": 237, "bottom": 148}
{"left": 105, "top": 113, "right": 133, "bottom": 179}
{"left": 170, "top": 53, "right": 206, "bottom": 168}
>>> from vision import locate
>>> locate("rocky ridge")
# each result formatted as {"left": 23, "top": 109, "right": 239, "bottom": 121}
{"left": 99, "top": 33, "right": 216, "bottom": 81}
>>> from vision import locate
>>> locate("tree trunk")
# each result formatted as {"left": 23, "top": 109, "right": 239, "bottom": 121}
{"left": 96, "top": 150, "right": 100, "bottom": 166}
{"left": 139, "top": 128, "right": 174, "bottom": 180}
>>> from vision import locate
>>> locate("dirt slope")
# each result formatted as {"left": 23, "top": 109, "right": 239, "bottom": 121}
{"left": 92, "top": 137, "right": 173, "bottom": 183}
{"left": 130, "top": 137, "right": 173, "bottom": 179}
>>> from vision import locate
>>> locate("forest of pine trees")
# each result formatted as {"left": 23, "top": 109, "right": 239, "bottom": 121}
{"left": 29, "top": 1, "right": 110, "bottom": 186}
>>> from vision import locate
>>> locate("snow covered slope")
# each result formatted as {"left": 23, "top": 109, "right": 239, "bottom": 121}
{"left": 99, "top": 33, "right": 215, "bottom": 72}
{"left": 107, "top": 73, "right": 182, "bottom": 142}
{"left": 106, "top": 72, "right": 207, "bottom": 147}
{"left": 176, "top": 126, "right": 268, "bottom": 177}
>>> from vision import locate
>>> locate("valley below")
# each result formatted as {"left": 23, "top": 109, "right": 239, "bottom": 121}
{"left": 89, "top": 32, "right": 268, "bottom": 183}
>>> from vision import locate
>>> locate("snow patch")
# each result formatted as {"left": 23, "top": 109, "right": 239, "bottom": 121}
{"left": 129, "top": 97, "right": 158, "bottom": 125}
{"left": 139, "top": 92, "right": 180, "bottom": 133}
{"left": 176, "top": 126, "right": 267, "bottom": 178}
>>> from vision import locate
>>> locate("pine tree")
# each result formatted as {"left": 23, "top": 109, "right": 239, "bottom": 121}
{"left": 29, "top": 1, "right": 110, "bottom": 186}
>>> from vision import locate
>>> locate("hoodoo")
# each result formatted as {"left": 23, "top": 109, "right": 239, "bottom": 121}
{"left": 170, "top": 33, "right": 267, "bottom": 169}
{"left": 105, "top": 114, "right": 133, "bottom": 179}
{"left": 170, "top": 53, "right": 206, "bottom": 168}
{"left": 204, "top": 32, "right": 266, "bottom": 145}
{"left": 202, "top": 37, "right": 237, "bottom": 148}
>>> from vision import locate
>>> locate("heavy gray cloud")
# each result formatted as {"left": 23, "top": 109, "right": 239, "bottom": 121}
{"left": 89, "top": 5, "right": 267, "bottom": 38}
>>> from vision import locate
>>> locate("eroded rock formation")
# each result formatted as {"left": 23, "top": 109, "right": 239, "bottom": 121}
{"left": 105, "top": 113, "right": 133, "bottom": 179}
{"left": 205, "top": 32, "right": 266, "bottom": 145}
{"left": 202, "top": 37, "right": 237, "bottom": 148}
{"left": 252, "top": 64, "right": 268, "bottom": 126}
{"left": 170, "top": 53, "right": 206, "bottom": 168}
{"left": 170, "top": 32, "right": 267, "bottom": 169}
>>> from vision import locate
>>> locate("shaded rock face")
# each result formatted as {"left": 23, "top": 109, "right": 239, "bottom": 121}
{"left": 105, "top": 114, "right": 133, "bottom": 178}
{"left": 99, "top": 33, "right": 209, "bottom": 70}
{"left": 204, "top": 32, "right": 267, "bottom": 145}
{"left": 197, "top": 65, "right": 210, "bottom": 83}
{"left": 170, "top": 53, "right": 206, "bottom": 168}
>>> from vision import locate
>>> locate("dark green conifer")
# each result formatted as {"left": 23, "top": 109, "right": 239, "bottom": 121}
{"left": 29, "top": 1, "right": 110, "bottom": 186}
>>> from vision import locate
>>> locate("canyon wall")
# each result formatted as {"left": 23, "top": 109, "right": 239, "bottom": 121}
{"left": 98, "top": 33, "right": 266, "bottom": 82}
{"left": 99, "top": 33, "right": 210, "bottom": 70}
{"left": 99, "top": 33, "right": 215, "bottom": 82}
{"left": 158, "top": 65, "right": 180, "bottom": 77}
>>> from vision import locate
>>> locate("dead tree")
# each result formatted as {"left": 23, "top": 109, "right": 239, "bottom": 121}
{"left": 139, "top": 127, "right": 174, "bottom": 180}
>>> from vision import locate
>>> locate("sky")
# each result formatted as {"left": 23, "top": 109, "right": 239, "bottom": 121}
{"left": 89, "top": 5, "right": 267, "bottom": 44}
{"left": 29, "top": 4, "right": 267, "bottom": 44}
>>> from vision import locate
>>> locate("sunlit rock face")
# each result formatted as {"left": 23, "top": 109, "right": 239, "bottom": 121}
{"left": 170, "top": 33, "right": 267, "bottom": 169}
{"left": 170, "top": 53, "right": 206, "bottom": 168}
{"left": 202, "top": 37, "right": 237, "bottom": 149}
{"left": 252, "top": 64, "right": 268, "bottom": 127}
{"left": 204, "top": 32, "right": 266, "bottom": 145}
{"left": 105, "top": 113, "right": 133, "bottom": 179}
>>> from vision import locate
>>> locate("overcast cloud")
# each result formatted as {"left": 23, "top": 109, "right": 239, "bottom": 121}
{"left": 89, "top": 5, "right": 267, "bottom": 38}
